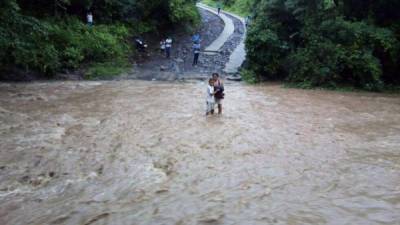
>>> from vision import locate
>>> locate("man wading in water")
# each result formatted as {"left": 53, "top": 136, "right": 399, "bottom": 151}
{"left": 212, "top": 73, "right": 224, "bottom": 114}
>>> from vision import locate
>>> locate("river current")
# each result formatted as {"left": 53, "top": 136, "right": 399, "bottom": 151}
{"left": 0, "top": 81, "right": 399, "bottom": 225}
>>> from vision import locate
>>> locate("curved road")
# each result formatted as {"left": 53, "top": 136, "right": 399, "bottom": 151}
{"left": 197, "top": 3, "right": 235, "bottom": 53}
{"left": 197, "top": 3, "right": 247, "bottom": 74}
{"left": 222, "top": 11, "right": 247, "bottom": 74}
{"left": 127, "top": 5, "right": 247, "bottom": 80}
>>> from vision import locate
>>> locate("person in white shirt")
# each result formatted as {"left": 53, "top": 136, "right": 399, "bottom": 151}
{"left": 160, "top": 39, "right": 166, "bottom": 53}
{"left": 87, "top": 12, "right": 93, "bottom": 26}
{"left": 206, "top": 78, "right": 216, "bottom": 116}
{"left": 165, "top": 37, "right": 172, "bottom": 58}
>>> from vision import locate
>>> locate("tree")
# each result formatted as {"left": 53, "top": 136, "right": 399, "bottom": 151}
{"left": 245, "top": 0, "right": 400, "bottom": 89}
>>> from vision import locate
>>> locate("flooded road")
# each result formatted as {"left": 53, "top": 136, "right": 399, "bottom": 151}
{"left": 0, "top": 80, "right": 399, "bottom": 225}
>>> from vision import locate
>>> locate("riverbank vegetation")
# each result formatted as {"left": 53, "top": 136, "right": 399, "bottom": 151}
{"left": 244, "top": 0, "right": 400, "bottom": 91}
{"left": 202, "top": 0, "right": 253, "bottom": 16}
{"left": 0, "top": 0, "right": 199, "bottom": 80}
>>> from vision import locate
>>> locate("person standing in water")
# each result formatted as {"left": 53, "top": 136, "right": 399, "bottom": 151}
{"left": 165, "top": 37, "right": 172, "bottom": 58}
{"left": 212, "top": 73, "right": 224, "bottom": 114}
{"left": 206, "top": 78, "right": 216, "bottom": 116}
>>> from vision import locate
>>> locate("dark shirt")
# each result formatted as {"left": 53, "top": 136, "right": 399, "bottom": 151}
{"left": 214, "top": 79, "right": 224, "bottom": 99}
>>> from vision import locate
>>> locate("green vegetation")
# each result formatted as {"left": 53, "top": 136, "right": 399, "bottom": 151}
{"left": 240, "top": 69, "right": 258, "bottom": 84}
{"left": 0, "top": 0, "right": 199, "bottom": 79}
{"left": 202, "top": 0, "right": 254, "bottom": 16}
{"left": 245, "top": 0, "right": 400, "bottom": 91}
{"left": 85, "top": 61, "right": 131, "bottom": 80}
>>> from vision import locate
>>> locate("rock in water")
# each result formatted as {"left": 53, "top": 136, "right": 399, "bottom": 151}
{"left": 227, "top": 75, "right": 242, "bottom": 81}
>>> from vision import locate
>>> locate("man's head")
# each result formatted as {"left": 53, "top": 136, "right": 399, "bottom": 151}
{"left": 212, "top": 73, "right": 219, "bottom": 80}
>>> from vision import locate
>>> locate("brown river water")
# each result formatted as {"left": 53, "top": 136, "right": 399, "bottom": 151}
{"left": 0, "top": 80, "right": 399, "bottom": 225}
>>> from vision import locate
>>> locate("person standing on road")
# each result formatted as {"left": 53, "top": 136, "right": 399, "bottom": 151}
{"left": 160, "top": 39, "right": 166, "bottom": 53}
{"left": 193, "top": 42, "right": 201, "bottom": 66}
{"left": 212, "top": 73, "right": 224, "bottom": 114}
{"left": 165, "top": 37, "right": 172, "bottom": 58}
{"left": 217, "top": 2, "right": 222, "bottom": 15}
{"left": 245, "top": 16, "right": 251, "bottom": 27}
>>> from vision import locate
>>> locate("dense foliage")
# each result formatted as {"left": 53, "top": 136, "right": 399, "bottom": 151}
{"left": 0, "top": 0, "right": 199, "bottom": 78}
{"left": 202, "top": 0, "right": 253, "bottom": 16}
{"left": 245, "top": 0, "right": 400, "bottom": 90}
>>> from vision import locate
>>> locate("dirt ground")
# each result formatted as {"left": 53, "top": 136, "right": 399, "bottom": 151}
{"left": 0, "top": 80, "right": 399, "bottom": 225}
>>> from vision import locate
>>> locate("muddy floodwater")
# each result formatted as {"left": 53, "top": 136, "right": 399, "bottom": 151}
{"left": 0, "top": 81, "right": 399, "bottom": 225}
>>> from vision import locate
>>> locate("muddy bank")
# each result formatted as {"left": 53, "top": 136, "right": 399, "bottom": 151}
{"left": 0, "top": 81, "right": 399, "bottom": 225}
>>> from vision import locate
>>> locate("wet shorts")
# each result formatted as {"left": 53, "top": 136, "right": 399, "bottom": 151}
{"left": 206, "top": 102, "right": 215, "bottom": 113}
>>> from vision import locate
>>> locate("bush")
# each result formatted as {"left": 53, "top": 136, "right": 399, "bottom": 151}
{"left": 245, "top": 0, "right": 400, "bottom": 91}
{"left": 287, "top": 40, "right": 343, "bottom": 88}
{"left": 48, "top": 18, "right": 131, "bottom": 64}
{"left": 286, "top": 18, "right": 396, "bottom": 90}
{"left": 0, "top": 10, "right": 60, "bottom": 75}
{"left": 287, "top": 40, "right": 384, "bottom": 90}
{"left": 85, "top": 60, "right": 131, "bottom": 80}
{"left": 170, "top": 0, "right": 201, "bottom": 27}
{"left": 1, "top": 9, "right": 132, "bottom": 76}
{"left": 1, "top": 0, "right": 200, "bottom": 78}
{"left": 240, "top": 69, "right": 258, "bottom": 83}
{"left": 246, "top": 22, "right": 290, "bottom": 80}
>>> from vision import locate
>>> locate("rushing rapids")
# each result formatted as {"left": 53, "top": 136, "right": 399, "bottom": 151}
{"left": 0, "top": 80, "right": 399, "bottom": 225}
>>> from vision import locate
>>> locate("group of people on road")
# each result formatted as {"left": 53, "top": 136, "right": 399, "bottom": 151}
{"left": 159, "top": 33, "right": 202, "bottom": 67}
